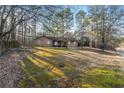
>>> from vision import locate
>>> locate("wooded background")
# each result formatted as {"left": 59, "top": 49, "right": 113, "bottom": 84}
{"left": 0, "top": 5, "right": 124, "bottom": 55}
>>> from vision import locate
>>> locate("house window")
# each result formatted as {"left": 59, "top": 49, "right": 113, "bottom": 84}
{"left": 47, "top": 41, "right": 50, "bottom": 44}
{"left": 73, "top": 42, "right": 76, "bottom": 45}
{"left": 68, "top": 41, "right": 71, "bottom": 45}
{"left": 54, "top": 41, "right": 58, "bottom": 45}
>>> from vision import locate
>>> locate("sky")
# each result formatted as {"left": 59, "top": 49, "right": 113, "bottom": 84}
{"left": 64, "top": 5, "right": 88, "bottom": 13}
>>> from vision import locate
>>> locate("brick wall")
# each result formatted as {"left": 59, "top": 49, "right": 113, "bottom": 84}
{"left": 67, "top": 41, "right": 78, "bottom": 49}
{"left": 32, "top": 37, "right": 52, "bottom": 47}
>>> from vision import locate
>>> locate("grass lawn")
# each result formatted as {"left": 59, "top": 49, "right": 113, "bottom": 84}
{"left": 19, "top": 47, "right": 124, "bottom": 88}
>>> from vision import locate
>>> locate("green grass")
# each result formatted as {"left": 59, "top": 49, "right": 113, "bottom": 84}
{"left": 48, "top": 47, "right": 69, "bottom": 50}
{"left": 79, "top": 67, "right": 124, "bottom": 88}
{"left": 18, "top": 47, "right": 124, "bottom": 88}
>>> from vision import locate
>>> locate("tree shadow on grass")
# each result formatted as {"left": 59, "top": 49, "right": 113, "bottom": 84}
{"left": 82, "top": 47, "right": 118, "bottom": 56}
{"left": 20, "top": 53, "right": 86, "bottom": 88}
{"left": 21, "top": 55, "right": 124, "bottom": 88}
{"left": 34, "top": 47, "right": 68, "bottom": 55}
{"left": 20, "top": 57, "right": 66, "bottom": 88}
{"left": 19, "top": 47, "right": 124, "bottom": 88}
{"left": 34, "top": 47, "right": 84, "bottom": 63}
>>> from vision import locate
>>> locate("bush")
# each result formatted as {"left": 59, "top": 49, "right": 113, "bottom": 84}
{"left": 4, "top": 40, "right": 20, "bottom": 48}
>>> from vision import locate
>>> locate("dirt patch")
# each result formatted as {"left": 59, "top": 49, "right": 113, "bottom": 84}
{"left": 0, "top": 49, "right": 30, "bottom": 87}
{"left": 82, "top": 47, "right": 118, "bottom": 56}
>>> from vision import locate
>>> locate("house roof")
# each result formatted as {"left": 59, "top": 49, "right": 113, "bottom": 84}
{"left": 34, "top": 36, "right": 77, "bottom": 42}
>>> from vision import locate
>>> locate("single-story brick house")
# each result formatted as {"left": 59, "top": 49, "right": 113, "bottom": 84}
{"left": 32, "top": 36, "right": 78, "bottom": 48}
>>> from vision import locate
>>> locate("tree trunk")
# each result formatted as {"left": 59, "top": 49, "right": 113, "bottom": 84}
{"left": 0, "top": 32, "right": 3, "bottom": 55}
{"left": 0, "top": 43, "right": 2, "bottom": 56}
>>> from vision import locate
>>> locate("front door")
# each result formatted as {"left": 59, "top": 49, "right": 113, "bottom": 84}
{"left": 53, "top": 41, "right": 58, "bottom": 47}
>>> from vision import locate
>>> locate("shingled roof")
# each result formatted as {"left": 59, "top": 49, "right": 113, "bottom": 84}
{"left": 34, "top": 36, "right": 77, "bottom": 42}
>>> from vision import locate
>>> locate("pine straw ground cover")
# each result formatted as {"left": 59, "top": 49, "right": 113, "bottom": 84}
{"left": 0, "top": 49, "right": 31, "bottom": 87}
{"left": 19, "top": 47, "right": 124, "bottom": 88}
